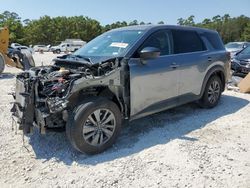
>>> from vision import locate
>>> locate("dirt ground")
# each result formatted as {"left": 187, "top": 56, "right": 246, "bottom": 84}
{"left": 0, "top": 52, "right": 250, "bottom": 187}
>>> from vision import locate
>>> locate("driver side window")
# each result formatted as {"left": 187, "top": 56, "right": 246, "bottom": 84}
{"left": 138, "top": 30, "right": 172, "bottom": 56}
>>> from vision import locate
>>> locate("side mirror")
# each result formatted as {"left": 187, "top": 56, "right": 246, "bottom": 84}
{"left": 139, "top": 47, "right": 160, "bottom": 61}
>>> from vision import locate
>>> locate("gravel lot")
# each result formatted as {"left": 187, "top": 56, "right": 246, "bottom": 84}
{"left": 0, "top": 52, "right": 250, "bottom": 187}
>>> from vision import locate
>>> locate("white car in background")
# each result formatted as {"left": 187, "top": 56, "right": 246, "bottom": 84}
{"left": 10, "top": 43, "right": 22, "bottom": 48}
{"left": 51, "top": 39, "right": 86, "bottom": 54}
{"left": 10, "top": 43, "right": 34, "bottom": 54}
{"left": 16, "top": 46, "right": 34, "bottom": 54}
{"left": 225, "top": 42, "right": 250, "bottom": 57}
{"left": 33, "top": 45, "right": 50, "bottom": 52}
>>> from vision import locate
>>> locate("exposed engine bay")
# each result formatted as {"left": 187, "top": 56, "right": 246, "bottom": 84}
{"left": 11, "top": 56, "right": 130, "bottom": 134}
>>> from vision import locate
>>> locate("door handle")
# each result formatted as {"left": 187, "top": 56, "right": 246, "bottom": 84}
{"left": 170, "top": 62, "right": 179, "bottom": 68}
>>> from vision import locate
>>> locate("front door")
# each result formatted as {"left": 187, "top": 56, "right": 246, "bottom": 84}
{"left": 129, "top": 30, "right": 179, "bottom": 118}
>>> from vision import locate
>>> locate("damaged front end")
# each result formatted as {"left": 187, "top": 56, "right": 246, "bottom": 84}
{"left": 11, "top": 56, "right": 129, "bottom": 135}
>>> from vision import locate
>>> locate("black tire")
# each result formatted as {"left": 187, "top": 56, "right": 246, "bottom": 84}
{"left": 66, "top": 98, "right": 122, "bottom": 154}
{"left": 56, "top": 49, "right": 61, "bottom": 54}
{"left": 198, "top": 75, "right": 222, "bottom": 108}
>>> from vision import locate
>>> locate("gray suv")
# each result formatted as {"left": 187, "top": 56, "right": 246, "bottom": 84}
{"left": 12, "top": 25, "right": 230, "bottom": 154}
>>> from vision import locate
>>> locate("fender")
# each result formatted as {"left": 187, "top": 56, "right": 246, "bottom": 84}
{"left": 199, "top": 65, "right": 226, "bottom": 98}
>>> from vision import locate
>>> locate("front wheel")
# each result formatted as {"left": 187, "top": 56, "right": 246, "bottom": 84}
{"left": 198, "top": 75, "right": 222, "bottom": 108}
{"left": 66, "top": 98, "right": 122, "bottom": 154}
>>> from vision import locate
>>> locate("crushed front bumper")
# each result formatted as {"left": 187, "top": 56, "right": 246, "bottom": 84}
{"left": 11, "top": 73, "right": 67, "bottom": 134}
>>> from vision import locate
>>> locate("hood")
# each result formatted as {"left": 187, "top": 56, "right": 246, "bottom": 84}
{"left": 54, "top": 54, "right": 118, "bottom": 65}
{"left": 51, "top": 54, "right": 122, "bottom": 77}
{"left": 235, "top": 54, "right": 250, "bottom": 62}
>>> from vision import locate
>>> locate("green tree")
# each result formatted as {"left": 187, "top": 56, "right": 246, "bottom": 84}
{"left": 177, "top": 18, "right": 185, "bottom": 25}
{"left": 177, "top": 16, "right": 195, "bottom": 26}
{"left": 179, "top": 14, "right": 250, "bottom": 43}
{"left": 23, "top": 15, "right": 102, "bottom": 45}
{"left": 0, "top": 11, "right": 24, "bottom": 43}
{"left": 129, "top": 20, "right": 138, "bottom": 26}
{"left": 103, "top": 21, "right": 128, "bottom": 32}
{"left": 242, "top": 22, "right": 250, "bottom": 41}
{"left": 158, "top": 21, "right": 164, "bottom": 24}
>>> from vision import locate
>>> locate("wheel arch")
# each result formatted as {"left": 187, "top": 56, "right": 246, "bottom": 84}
{"left": 67, "top": 86, "right": 123, "bottom": 114}
{"left": 200, "top": 65, "right": 226, "bottom": 98}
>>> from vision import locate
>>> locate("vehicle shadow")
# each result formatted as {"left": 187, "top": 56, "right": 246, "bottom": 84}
{"left": 29, "top": 94, "right": 249, "bottom": 165}
{"left": 0, "top": 73, "right": 15, "bottom": 79}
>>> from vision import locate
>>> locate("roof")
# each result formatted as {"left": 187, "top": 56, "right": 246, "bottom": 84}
{"left": 111, "top": 24, "right": 217, "bottom": 34}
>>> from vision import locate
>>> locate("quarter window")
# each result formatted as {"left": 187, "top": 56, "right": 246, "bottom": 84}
{"left": 172, "top": 30, "right": 206, "bottom": 54}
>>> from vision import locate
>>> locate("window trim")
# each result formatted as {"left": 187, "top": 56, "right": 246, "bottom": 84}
{"left": 134, "top": 29, "right": 174, "bottom": 58}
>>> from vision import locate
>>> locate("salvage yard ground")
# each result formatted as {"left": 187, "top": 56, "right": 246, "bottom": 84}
{"left": 0, "top": 52, "right": 250, "bottom": 187}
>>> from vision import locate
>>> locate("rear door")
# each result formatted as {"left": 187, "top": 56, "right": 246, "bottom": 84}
{"left": 170, "top": 29, "right": 208, "bottom": 96}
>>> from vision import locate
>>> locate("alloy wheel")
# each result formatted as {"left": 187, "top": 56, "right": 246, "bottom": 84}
{"left": 207, "top": 80, "right": 220, "bottom": 104}
{"left": 82, "top": 108, "right": 116, "bottom": 146}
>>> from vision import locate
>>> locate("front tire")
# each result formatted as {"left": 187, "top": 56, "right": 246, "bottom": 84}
{"left": 199, "top": 75, "right": 222, "bottom": 108}
{"left": 66, "top": 98, "right": 122, "bottom": 154}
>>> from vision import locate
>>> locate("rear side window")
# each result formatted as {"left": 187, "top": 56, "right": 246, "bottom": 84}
{"left": 203, "top": 32, "right": 225, "bottom": 50}
{"left": 172, "top": 30, "right": 206, "bottom": 54}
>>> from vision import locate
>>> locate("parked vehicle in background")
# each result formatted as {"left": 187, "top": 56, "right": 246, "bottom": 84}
{"left": 11, "top": 43, "right": 34, "bottom": 54}
{"left": 12, "top": 25, "right": 230, "bottom": 154}
{"left": 0, "top": 28, "right": 35, "bottom": 74}
{"left": 33, "top": 45, "right": 50, "bottom": 52}
{"left": 225, "top": 42, "right": 250, "bottom": 57}
{"left": 231, "top": 46, "right": 250, "bottom": 75}
{"left": 16, "top": 46, "right": 34, "bottom": 54}
{"left": 51, "top": 39, "right": 86, "bottom": 54}
{"left": 10, "top": 43, "right": 22, "bottom": 48}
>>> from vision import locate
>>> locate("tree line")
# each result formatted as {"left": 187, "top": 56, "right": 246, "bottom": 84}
{"left": 0, "top": 11, "right": 250, "bottom": 46}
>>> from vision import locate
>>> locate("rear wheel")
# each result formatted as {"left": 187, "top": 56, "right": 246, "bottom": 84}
{"left": 199, "top": 75, "right": 222, "bottom": 108}
{"left": 66, "top": 98, "right": 122, "bottom": 154}
{"left": 0, "top": 53, "right": 5, "bottom": 74}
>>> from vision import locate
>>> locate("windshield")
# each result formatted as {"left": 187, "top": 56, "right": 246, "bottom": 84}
{"left": 225, "top": 42, "right": 244, "bottom": 49}
{"left": 74, "top": 30, "right": 144, "bottom": 57}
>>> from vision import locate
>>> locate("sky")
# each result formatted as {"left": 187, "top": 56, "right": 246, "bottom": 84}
{"left": 0, "top": 0, "right": 250, "bottom": 25}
